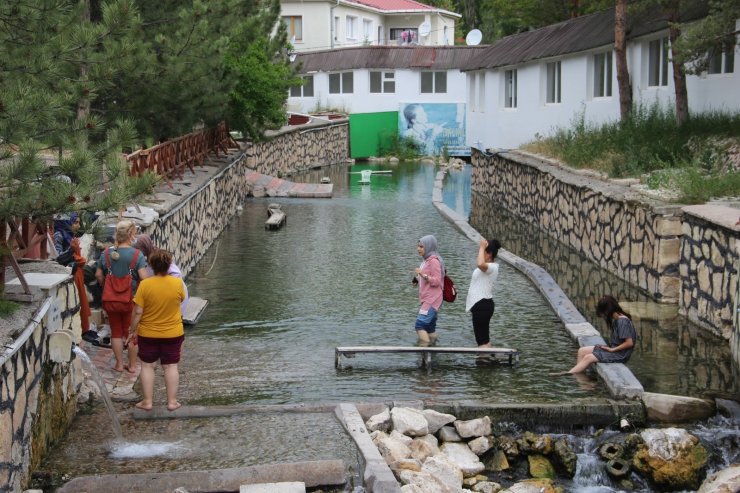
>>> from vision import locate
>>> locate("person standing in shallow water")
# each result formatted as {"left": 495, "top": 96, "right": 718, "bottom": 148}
{"left": 565, "top": 295, "right": 637, "bottom": 374}
{"left": 465, "top": 238, "right": 501, "bottom": 348}
{"left": 412, "top": 235, "right": 444, "bottom": 346}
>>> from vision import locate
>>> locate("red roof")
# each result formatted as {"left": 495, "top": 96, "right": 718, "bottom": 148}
{"left": 347, "top": 0, "right": 436, "bottom": 12}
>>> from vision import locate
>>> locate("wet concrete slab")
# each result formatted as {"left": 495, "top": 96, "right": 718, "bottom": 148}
{"left": 78, "top": 340, "right": 140, "bottom": 401}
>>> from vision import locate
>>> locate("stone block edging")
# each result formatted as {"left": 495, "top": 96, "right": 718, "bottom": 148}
{"left": 432, "top": 169, "right": 644, "bottom": 401}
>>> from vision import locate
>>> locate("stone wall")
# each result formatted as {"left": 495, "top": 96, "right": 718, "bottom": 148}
{"left": 471, "top": 149, "right": 740, "bottom": 367}
{"left": 471, "top": 149, "right": 683, "bottom": 302}
{"left": 0, "top": 275, "right": 82, "bottom": 493}
{"left": 250, "top": 120, "right": 349, "bottom": 177}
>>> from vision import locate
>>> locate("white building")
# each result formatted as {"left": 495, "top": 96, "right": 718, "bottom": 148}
{"left": 463, "top": 6, "right": 740, "bottom": 151}
{"left": 280, "top": 0, "right": 459, "bottom": 52}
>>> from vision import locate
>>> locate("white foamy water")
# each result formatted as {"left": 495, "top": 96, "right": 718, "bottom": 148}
{"left": 109, "top": 441, "right": 183, "bottom": 459}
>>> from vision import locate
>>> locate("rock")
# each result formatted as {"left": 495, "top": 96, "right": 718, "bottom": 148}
{"left": 376, "top": 434, "right": 412, "bottom": 464}
{"left": 401, "top": 485, "right": 424, "bottom": 493}
{"left": 632, "top": 428, "right": 709, "bottom": 491}
{"left": 496, "top": 435, "right": 520, "bottom": 458}
{"left": 423, "top": 409, "right": 456, "bottom": 434}
{"left": 366, "top": 408, "right": 391, "bottom": 432}
{"left": 392, "top": 407, "right": 429, "bottom": 437}
{"left": 551, "top": 438, "right": 577, "bottom": 478}
{"left": 528, "top": 454, "right": 556, "bottom": 479}
{"left": 410, "top": 437, "right": 439, "bottom": 462}
{"left": 422, "top": 454, "right": 464, "bottom": 491}
{"left": 399, "top": 470, "right": 459, "bottom": 493}
{"left": 390, "top": 458, "right": 422, "bottom": 478}
{"left": 472, "top": 481, "right": 503, "bottom": 493}
{"left": 698, "top": 464, "right": 740, "bottom": 492}
{"left": 454, "top": 416, "right": 492, "bottom": 438}
{"left": 440, "top": 442, "right": 486, "bottom": 477}
{"left": 517, "top": 432, "right": 553, "bottom": 455}
{"left": 642, "top": 392, "right": 715, "bottom": 423}
{"left": 438, "top": 425, "right": 463, "bottom": 442}
{"left": 502, "top": 478, "right": 562, "bottom": 493}
{"left": 391, "top": 430, "right": 414, "bottom": 446}
{"left": 483, "top": 449, "right": 510, "bottom": 472}
{"left": 468, "top": 436, "right": 493, "bottom": 456}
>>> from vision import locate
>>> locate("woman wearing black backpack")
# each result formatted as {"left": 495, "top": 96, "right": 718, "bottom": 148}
{"left": 95, "top": 220, "right": 149, "bottom": 373}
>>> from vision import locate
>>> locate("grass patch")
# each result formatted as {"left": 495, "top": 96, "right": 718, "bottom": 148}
{"left": 0, "top": 299, "right": 19, "bottom": 317}
{"left": 378, "top": 130, "right": 422, "bottom": 160}
{"left": 527, "top": 104, "right": 740, "bottom": 203}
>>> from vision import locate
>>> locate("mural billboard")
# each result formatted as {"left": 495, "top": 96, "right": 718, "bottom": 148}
{"left": 399, "top": 103, "right": 467, "bottom": 156}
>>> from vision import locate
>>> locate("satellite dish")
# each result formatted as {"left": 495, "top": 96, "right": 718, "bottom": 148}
{"left": 290, "top": 35, "right": 296, "bottom": 46}
{"left": 465, "top": 29, "right": 482, "bottom": 46}
{"left": 289, "top": 53, "right": 297, "bottom": 62}
{"left": 418, "top": 21, "right": 431, "bottom": 37}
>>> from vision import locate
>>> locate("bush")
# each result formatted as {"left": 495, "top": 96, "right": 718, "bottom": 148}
{"left": 378, "top": 130, "right": 421, "bottom": 160}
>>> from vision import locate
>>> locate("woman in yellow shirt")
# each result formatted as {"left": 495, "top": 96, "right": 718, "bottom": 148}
{"left": 128, "top": 249, "right": 186, "bottom": 411}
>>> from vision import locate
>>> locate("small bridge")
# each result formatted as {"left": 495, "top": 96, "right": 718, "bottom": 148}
{"left": 335, "top": 346, "right": 520, "bottom": 369}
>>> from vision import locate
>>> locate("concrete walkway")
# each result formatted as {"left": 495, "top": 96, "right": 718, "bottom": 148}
{"left": 79, "top": 340, "right": 140, "bottom": 401}
{"left": 246, "top": 171, "right": 333, "bottom": 198}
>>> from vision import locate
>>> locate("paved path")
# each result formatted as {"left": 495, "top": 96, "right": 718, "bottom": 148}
{"left": 79, "top": 340, "right": 140, "bottom": 401}
{"left": 246, "top": 171, "right": 333, "bottom": 198}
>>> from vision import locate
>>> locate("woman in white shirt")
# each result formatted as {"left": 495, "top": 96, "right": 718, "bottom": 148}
{"left": 465, "top": 238, "right": 501, "bottom": 347}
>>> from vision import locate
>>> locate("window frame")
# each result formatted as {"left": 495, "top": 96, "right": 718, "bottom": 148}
{"left": 282, "top": 15, "right": 303, "bottom": 42}
{"left": 369, "top": 71, "right": 395, "bottom": 93}
{"left": 329, "top": 71, "right": 354, "bottom": 94}
{"left": 593, "top": 50, "right": 613, "bottom": 98}
{"left": 546, "top": 61, "right": 561, "bottom": 104}
{"left": 647, "top": 37, "right": 669, "bottom": 87}
{"left": 707, "top": 44, "right": 736, "bottom": 75}
{"left": 289, "top": 75, "right": 314, "bottom": 98}
{"left": 504, "top": 69, "right": 517, "bottom": 108}
{"left": 346, "top": 15, "right": 358, "bottom": 40}
{"left": 420, "top": 70, "right": 447, "bottom": 94}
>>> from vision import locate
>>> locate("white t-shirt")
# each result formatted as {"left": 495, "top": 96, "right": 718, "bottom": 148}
{"left": 465, "top": 262, "right": 499, "bottom": 312}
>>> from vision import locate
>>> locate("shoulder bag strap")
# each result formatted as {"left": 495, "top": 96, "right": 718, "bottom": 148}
{"left": 128, "top": 249, "right": 140, "bottom": 275}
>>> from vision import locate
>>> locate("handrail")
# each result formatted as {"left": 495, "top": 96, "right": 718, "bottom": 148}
{"left": 126, "top": 122, "right": 239, "bottom": 187}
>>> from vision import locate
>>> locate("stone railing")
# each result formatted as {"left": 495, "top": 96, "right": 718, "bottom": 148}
{"left": 249, "top": 119, "right": 349, "bottom": 176}
{"left": 0, "top": 274, "right": 82, "bottom": 492}
{"left": 471, "top": 149, "right": 740, "bottom": 368}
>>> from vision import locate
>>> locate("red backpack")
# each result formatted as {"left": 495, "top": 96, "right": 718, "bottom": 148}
{"left": 441, "top": 263, "right": 457, "bottom": 302}
{"left": 101, "top": 248, "right": 140, "bottom": 313}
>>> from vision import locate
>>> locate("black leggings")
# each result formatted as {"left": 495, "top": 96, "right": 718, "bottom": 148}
{"left": 471, "top": 298, "right": 495, "bottom": 345}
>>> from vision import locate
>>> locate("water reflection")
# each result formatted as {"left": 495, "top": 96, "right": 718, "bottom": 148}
{"left": 470, "top": 192, "right": 740, "bottom": 398}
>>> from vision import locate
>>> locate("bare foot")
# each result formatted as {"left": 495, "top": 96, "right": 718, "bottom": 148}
{"left": 123, "top": 365, "right": 137, "bottom": 374}
{"left": 112, "top": 366, "right": 124, "bottom": 373}
{"left": 135, "top": 401, "right": 152, "bottom": 411}
{"left": 549, "top": 371, "right": 571, "bottom": 376}
{"left": 167, "top": 402, "right": 182, "bottom": 411}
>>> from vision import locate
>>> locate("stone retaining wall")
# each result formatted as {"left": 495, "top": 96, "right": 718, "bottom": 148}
{"left": 250, "top": 120, "right": 349, "bottom": 177}
{"left": 471, "top": 149, "right": 740, "bottom": 367}
{"left": 0, "top": 276, "right": 82, "bottom": 493}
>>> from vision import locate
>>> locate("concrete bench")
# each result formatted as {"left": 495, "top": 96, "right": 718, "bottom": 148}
{"left": 335, "top": 346, "right": 520, "bottom": 369}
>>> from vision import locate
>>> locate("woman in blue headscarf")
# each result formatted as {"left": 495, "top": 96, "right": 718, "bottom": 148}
{"left": 53, "top": 213, "right": 80, "bottom": 265}
{"left": 412, "top": 234, "right": 444, "bottom": 345}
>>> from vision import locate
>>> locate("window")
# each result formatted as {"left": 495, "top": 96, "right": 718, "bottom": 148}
{"left": 363, "top": 19, "right": 372, "bottom": 42}
{"left": 346, "top": 16, "right": 357, "bottom": 40}
{"left": 370, "top": 71, "right": 395, "bottom": 93}
{"left": 444, "top": 26, "right": 449, "bottom": 44}
{"left": 334, "top": 16, "right": 340, "bottom": 41}
{"left": 282, "top": 16, "right": 303, "bottom": 42}
{"left": 289, "top": 76, "right": 314, "bottom": 97}
{"left": 593, "top": 51, "right": 612, "bottom": 97}
{"left": 648, "top": 37, "right": 669, "bottom": 86}
{"left": 468, "top": 75, "right": 476, "bottom": 111}
{"left": 478, "top": 72, "right": 486, "bottom": 111}
{"left": 504, "top": 69, "right": 517, "bottom": 108}
{"left": 546, "top": 61, "right": 561, "bottom": 103}
{"left": 420, "top": 71, "right": 447, "bottom": 93}
{"left": 390, "top": 28, "right": 417, "bottom": 44}
{"left": 329, "top": 72, "right": 354, "bottom": 94}
{"left": 708, "top": 44, "right": 735, "bottom": 74}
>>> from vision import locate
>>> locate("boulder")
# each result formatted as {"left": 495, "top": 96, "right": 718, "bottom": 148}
{"left": 642, "top": 392, "right": 715, "bottom": 423}
{"left": 401, "top": 485, "right": 424, "bottom": 493}
{"left": 527, "top": 454, "right": 556, "bottom": 479}
{"left": 483, "top": 449, "right": 510, "bottom": 472}
{"left": 410, "top": 437, "right": 439, "bottom": 462}
{"left": 440, "top": 442, "right": 486, "bottom": 477}
{"left": 632, "top": 428, "right": 709, "bottom": 491}
{"left": 496, "top": 435, "right": 520, "bottom": 458}
{"left": 392, "top": 407, "right": 429, "bottom": 437}
{"left": 398, "top": 470, "right": 460, "bottom": 493}
{"left": 390, "top": 458, "right": 422, "bottom": 478}
{"left": 438, "top": 425, "right": 463, "bottom": 442}
{"left": 366, "top": 408, "right": 392, "bottom": 432}
{"left": 468, "top": 436, "right": 493, "bottom": 456}
{"left": 376, "top": 434, "right": 412, "bottom": 464}
{"left": 454, "top": 416, "right": 492, "bottom": 438}
{"left": 551, "top": 438, "right": 577, "bottom": 478}
{"left": 422, "top": 454, "right": 464, "bottom": 491}
{"left": 472, "top": 481, "right": 503, "bottom": 493}
{"left": 423, "top": 409, "right": 456, "bottom": 434}
{"left": 697, "top": 464, "right": 740, "bottom": 493}
{"left": 502, "top": 478, "right": 562, "bottom": 493}
{"left": 391, "top": 430, "right": 414, "bottom": 446}
{"left": 517, "top": 432, "right": 553, "bottom": 455}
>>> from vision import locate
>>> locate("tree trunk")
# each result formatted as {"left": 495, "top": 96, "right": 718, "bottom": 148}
{"left": 668, "top": 0, "right": 689, "bottom": 126}
{"left": 76, "top": 0, "right": 91, "bottom": 121}
{"left": 615, "top": 0, "right": 632, "bottom": 122}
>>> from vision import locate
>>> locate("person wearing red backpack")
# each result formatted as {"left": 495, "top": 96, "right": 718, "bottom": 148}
{"left": 413, "top": 235, "right": 444, "bottom": 346}
{"left": 95, "top": 221, "right": 149, "bottom": 373}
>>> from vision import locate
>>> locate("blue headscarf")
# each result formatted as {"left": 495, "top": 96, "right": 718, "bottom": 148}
{"left": 419, "top": 234, "right": 445, "bottom": 276}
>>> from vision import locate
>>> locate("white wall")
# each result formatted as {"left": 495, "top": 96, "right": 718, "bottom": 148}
{"left": 288, "top": 68, "right": 468, "bottom": 114}
{"left": 281, "top": 2, "right": 330, "bottom": 52}
{"left": 466, "top": 31, "right": 740, "bottom": 151}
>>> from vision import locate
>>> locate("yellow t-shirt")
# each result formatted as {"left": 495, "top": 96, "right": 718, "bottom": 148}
{"left": 133, "top": 275, "right": 185, "bottom": 338}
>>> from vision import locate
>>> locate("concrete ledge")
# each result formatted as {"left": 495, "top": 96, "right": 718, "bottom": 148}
{"left": 334, "top": 403, "right": 402, "bottom": 493}
{"left": 56, "top": 461, "right": 345, "bottom": 493}
{"left": 132, "top": 402, "right": 338, "bottom": 420}
{"left": 596, "top": 364, "right": 644, "bottom": 400}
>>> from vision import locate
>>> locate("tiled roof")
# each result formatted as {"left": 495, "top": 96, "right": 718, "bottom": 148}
{"left": 294, "top": 45, "right": 488, "bottom": 73}
{"left": 461, "top": 1, "right": 708, "bottom": 71}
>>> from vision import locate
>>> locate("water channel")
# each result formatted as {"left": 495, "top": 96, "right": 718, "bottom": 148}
{"left": 39, "top": 161, "right": 739, "bottom": 489}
